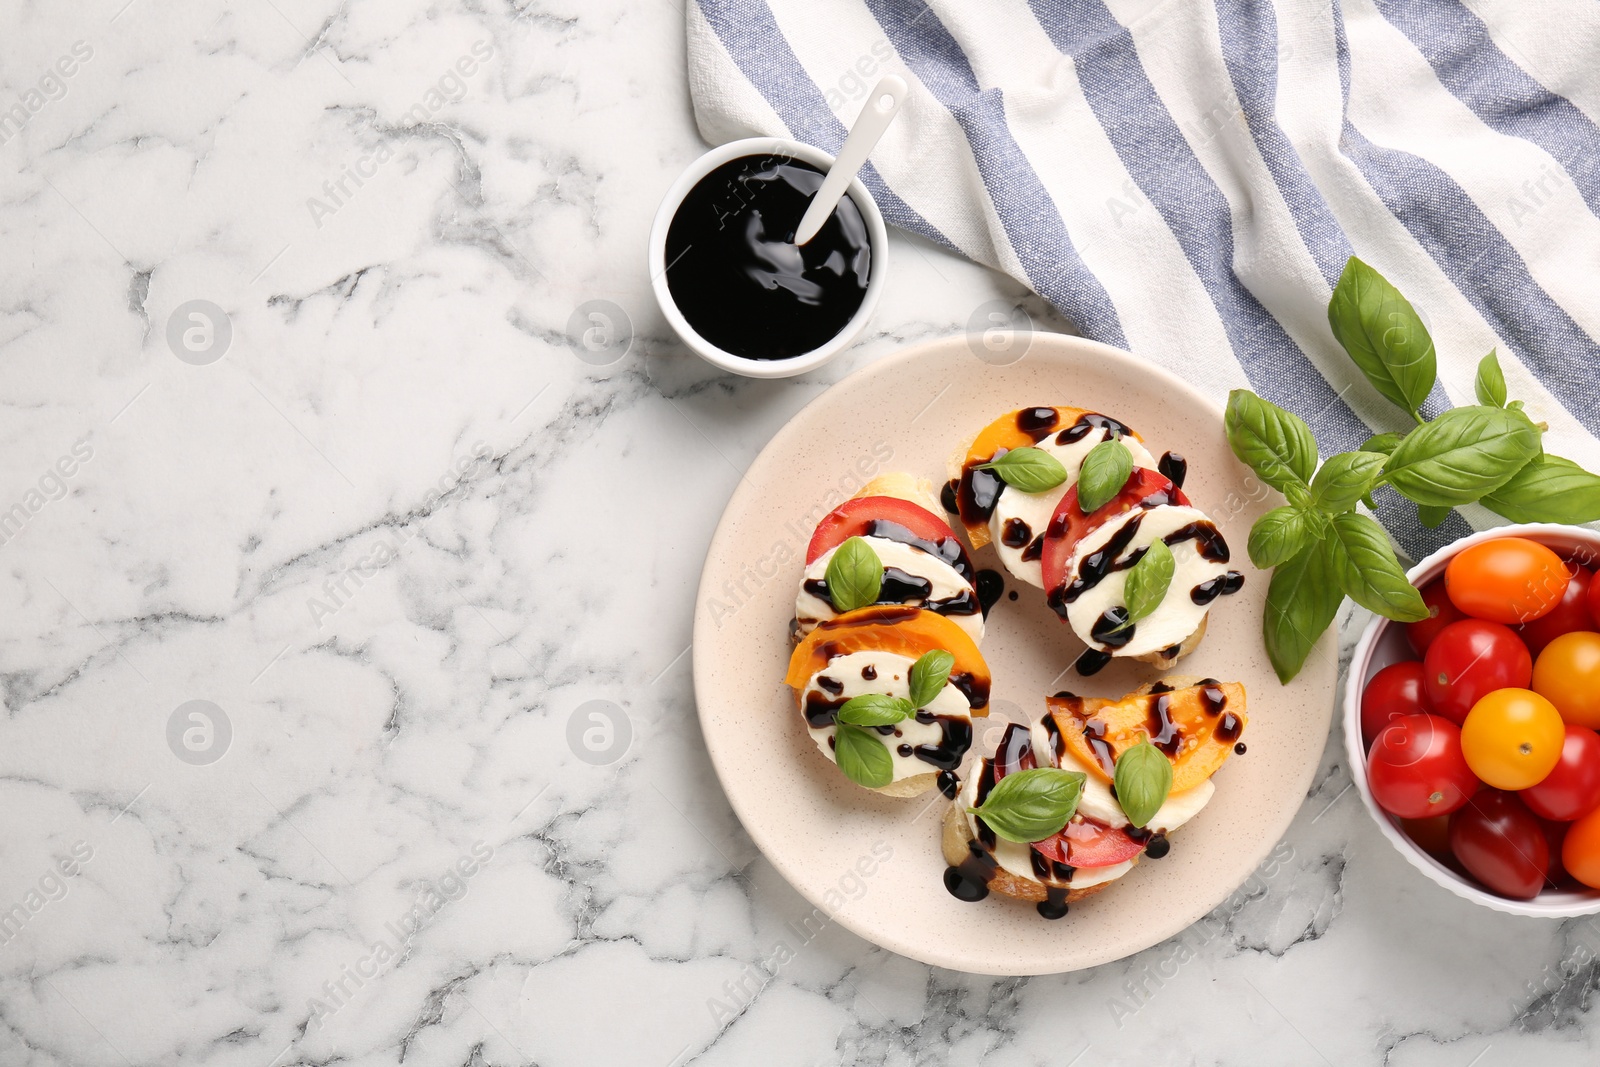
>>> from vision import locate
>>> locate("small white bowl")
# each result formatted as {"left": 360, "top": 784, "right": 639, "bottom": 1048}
{"left": 1344, "top": 522, "right": 1600, "bottom": 917}
{"left": 647, "top": 137, "right": 888, "bottom": 379}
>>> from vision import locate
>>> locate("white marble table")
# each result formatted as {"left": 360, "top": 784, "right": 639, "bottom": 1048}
{"left": 1, "top": 2, "right": 1596, "bottom": 1065}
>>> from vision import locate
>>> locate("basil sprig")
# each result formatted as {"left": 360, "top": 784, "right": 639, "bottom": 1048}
{"left": 977, "top": 447, "right": 1069, "bottom": 493}
{"left": 1482, "top": 455, "right": 1600, "bottom": 524}
{"left": 1077, "top": 437, "right": 1133, "bottom": 512}
{"left": 908, "top": 648, "right": 954, "bottom": 708}
{"left": 825, "top": 536, "right": 882, "bottom": 613}
{"left": 1113, "top": 741, "right": 1172, "bottom": 829}
{"left": 1327, "top": 257, "right": 1437, "bottom": 423}
{"left": 1118, "top": 538, "right": 1174, "bottom": 628}
{"left": 1475, "top": 348, "right": 1508, "bottom": 408}
{"left": 835, "top": 694, "right": 915, "bottom": 726}
{"left": 830, "top": 648, "right": 955, "bottom": 788}
{"left": 1382, "top": 406, "right": 1540, "bottom": 506}
{"left": 1228, "top": 258, "right": 1600, "bottom": 683}
{"left": 967, "top": 767, "right": 1086, "bottom": 843}
{"left": 833, "top": 724, "right": 893, "bottom": 788}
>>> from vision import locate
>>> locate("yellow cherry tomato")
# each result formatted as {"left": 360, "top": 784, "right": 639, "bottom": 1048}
{"left": 1459, "top": 688, "right": 1565, "bottom": 789}
{"left": 1532, "top": 631, "right": 1600, "bottom": 729}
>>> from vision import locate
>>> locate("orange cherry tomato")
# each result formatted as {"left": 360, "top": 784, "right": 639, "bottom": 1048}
{"left": 1460, "top": 688, "right": 1566, "bottom": 789}
{"left": 1532, "top": 631, "right": 1600, "bottom": 730}
{"left": 1562, "top": 805, "right": 1600, "bottom": 888}
{"left": 1445, "top": 537, "right": 1570, "bottom": 625}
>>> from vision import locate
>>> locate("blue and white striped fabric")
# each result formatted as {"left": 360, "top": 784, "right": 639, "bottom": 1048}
{"left": 686, "top": 0, "right": 1600, "bottom": 559}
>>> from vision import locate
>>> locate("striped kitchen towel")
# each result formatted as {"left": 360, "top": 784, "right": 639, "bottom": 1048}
{"left": 686, "top": 0, "right": 1600, "bottom": 560}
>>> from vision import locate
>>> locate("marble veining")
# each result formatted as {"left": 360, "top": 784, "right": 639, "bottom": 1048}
{"left": 0, "top": 2, "right": 1597, "bottom": 1065}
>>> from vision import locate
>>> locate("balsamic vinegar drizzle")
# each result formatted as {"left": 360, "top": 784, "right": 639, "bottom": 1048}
{"left": 1157, "top": 450, "right": 1188, "bottom": 488}
{"left": 1147, "top": 693, "right": 1182, "bottom": 756}
{"left": 975, "top": 569, "right": 1006, "bottom": 618}
{"left": 864, "top": 518, "right": 976, "bottom": 583}
{"left": 1001, "top": 518, "right": 1032, "bottom": 548}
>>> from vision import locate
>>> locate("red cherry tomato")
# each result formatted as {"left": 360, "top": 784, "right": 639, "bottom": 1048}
{"left": 1590, "top": 571, "right": 1600, "bottom": 629}
{"left": 1039, "top": 469, "right": 1188, "bottom": 596}
{"left": 1407, "top": 579, "right": 1467, "bottom": 657}
{"left": 805, "top": 495, "right": 974, "bottom": 574}
{"left": 1449, "top": 790, "right": 1551, "bottom": 899}
{"left": 1564, "top": 806, "right": 1600, "bottom": 888}
{"left": 1422, "top": 620, "right": 1533, "bottom": 725}
{"left": 1445, "top": 536, "right": 1570, "bottom": 624}
{"left": 1518, "top": 566, "right": 1594, "bottom": 655}
{"left": 1366, "top": 714, "right": 1479, "bottom": 819}
{"left": 1545, "top": 820, "right": 1572, "bottom": 887}
{"left": 1030, "top": 818, "right": 1145, "bottom": 868}
{"left": 1520, "top": 726, "right": 1600, "bottom": 821}
{"left": 1360, "top": 661, "right": 1434, "bottom": 748}
{"left": 1400, "top": 814, "right": 1452, "bottom": 856}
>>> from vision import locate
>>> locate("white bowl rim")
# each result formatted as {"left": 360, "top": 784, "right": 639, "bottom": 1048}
{"left": 1343, "top": 521, "right": 1600, "bottom": 918}
{"left": 646, "top": 136, "right": 889, "bottom": 380}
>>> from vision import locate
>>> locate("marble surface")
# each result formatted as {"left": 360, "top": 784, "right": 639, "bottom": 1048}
{"left": 1, "top": 2, "right": 1597, "bottom": 1065}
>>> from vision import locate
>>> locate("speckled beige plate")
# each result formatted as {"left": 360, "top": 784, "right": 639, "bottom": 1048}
{"left": 691, "top": 333, "right": 1335, "bottom": 975}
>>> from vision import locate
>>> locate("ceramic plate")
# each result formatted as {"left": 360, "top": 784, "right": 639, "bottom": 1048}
{"left": 691, "top": 334, "right": 1336, "bottom": 975}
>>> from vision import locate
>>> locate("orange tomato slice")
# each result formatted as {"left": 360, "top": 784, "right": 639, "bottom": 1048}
{"left": 785, "top": 606, "right": 990, "bottom": 714}
{"left": 1047, "top": 681, "right": 1245, "bottom": 792}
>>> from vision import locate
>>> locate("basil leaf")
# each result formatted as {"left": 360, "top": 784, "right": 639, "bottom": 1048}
{"left": 1326, "top": 512, "right": 1429, "bottom": 622}
{"left": 1475, "top": 349, "right": 1508, "bottom": 408}
{"left": 978, "top": 446, "right": 1069, "bottom": 493}
{"left": 908, "top": 649, "right": 955, "bottom": 709}
{"left": 833, "top": 723, "right": 894, "bottom": 789}
{"left": 1076, "top": 438, "right": 1133, "bottom": 513}
{"left": 1383, "top": 405, "right": 1541, "bottom": 507}
{"left": 825, "top": 536, "right": 882, "bottom": 613}
{"left": 835, "top": 693, "right": 914, "bottom": 727}
{"left": 1263, "top": 536, "right": 1343, "bottom": 684}
{"left": 967, "top": 767, "right": 1086, "bottom": 844}
{"left": 1114, "top": 741, "right": 1173, "bottom": 829}
{"left": 1224, "top": 390, "right": 1317, "bottom": 495}
{"left": 1417, "top": 504, "right": 1451, "bottom": 529}
{"left": 1327, "top": 257, "right": 1438, "bottom": 420}
{"left": 1482, "top": 454, "right": 1600, "bottom": 524}
{"left": 1361, "top": 431, "right": 1404, "bottom": 456}
{"left": 1123, "top": 538, "right": 1175, "bottom": 623}
{"left": 1247, "top": 505, "right": 1314, "bottom": 569}
{"left": 1311, "top": 451, "right": 1388, "bottom": 513}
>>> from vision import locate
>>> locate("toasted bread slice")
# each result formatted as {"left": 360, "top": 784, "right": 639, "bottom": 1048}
{"left": 1131, "top": 613, "right": 1208, "bottom": 670}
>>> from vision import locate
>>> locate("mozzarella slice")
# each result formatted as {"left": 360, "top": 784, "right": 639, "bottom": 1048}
{"left": 987, "top": 430, "right": 1157, "bottom": 588}
{"left": 795, "top": 536, "right": 982, "bottom": 641}
{"left": 802, "top": 650, "right": 973, "bottom": 785}
{"left": 1063, "top": 505, "right": 1231, "bottom": 658}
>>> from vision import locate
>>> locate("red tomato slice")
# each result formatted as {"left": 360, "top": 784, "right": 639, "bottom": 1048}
{"left": 805, "top": 496, "right": 975, "bottom": 584}
{"left": 1031, "top": 819, "right": 1146, "bottom": 868}
{"left": 1040, "top": 468, "right": 1189, "bottom": 596}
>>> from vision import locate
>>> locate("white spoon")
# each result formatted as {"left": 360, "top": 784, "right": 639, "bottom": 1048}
{"left": 793, "top": 74, "right": 909, "bottom": 247}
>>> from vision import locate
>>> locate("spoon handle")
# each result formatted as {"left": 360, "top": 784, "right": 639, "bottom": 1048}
{"left": 794, "top": 75, "right": 909, "bottom": 247}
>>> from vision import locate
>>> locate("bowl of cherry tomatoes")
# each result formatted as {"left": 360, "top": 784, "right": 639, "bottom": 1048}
{"left": 1345, "top": 523, "right": 1600, "bottom": 916}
